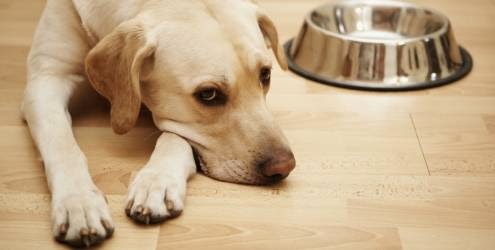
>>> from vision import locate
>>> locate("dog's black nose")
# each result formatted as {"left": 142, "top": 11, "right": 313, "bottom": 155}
{"left": 259, "top": 150, "right": 296, "bottom": 181}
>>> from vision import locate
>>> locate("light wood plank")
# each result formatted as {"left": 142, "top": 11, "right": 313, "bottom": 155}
{"left": 400, "top": 227, "right": 495, "bottom": 250}
{"left": 412, "top": 114, "right": 495, "bottom": 175}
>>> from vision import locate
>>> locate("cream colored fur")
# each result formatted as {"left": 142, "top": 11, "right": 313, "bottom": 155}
{"left": 22, "top": 0, "right": 292, "bottom": 247}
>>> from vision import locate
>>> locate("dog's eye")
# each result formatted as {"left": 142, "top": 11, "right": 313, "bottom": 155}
{"left": 260, "top": 67, "right": 271, "bottom": 86}
{"left": 194, "top": 88, "right": 227, "bottom": 106}
{"left": 199, "top": 89, "right": 216, "bottom": 101}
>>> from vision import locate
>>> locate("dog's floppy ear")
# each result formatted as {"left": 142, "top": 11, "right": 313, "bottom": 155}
{"left": 257, "top": 11, "right": 288, "bottom": 70}
{"left": 85, "top": 20, "right": 156, "bottom": 134}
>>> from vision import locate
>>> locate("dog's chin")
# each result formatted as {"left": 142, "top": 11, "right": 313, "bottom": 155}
{"left": 191, "top": 148, "right": 285, "bottom": 186}
{"left": 224, "top": 175, "right": 287, "bottom": 186}
{"left": 205, "top": 171, "right": 283, "bottom": 186}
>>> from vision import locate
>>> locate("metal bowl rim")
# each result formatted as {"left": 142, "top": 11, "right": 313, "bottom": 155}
{"left": 284, "top": 39, "right": 473, "bottom": 91}
{"left": 306, "top": 0, "right": 451, "bottom": 45}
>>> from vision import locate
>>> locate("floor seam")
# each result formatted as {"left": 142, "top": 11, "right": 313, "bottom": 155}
{"left": 409, "top": 114, "right": 431, "bottom": 176}
{"left": 150, "top": 225, "right": 160, "bottom": 250}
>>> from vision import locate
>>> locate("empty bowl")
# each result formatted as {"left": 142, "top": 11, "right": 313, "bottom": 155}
{"left": 284, "top": 0, "right": 473, "bottom": 90}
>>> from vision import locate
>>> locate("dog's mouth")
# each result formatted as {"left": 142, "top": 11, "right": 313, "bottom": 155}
{"left": 190, "top": 145, "right": 287, "bottom": 185}
{"left": 192, "top": 147, "right": 208, "bottom": 175}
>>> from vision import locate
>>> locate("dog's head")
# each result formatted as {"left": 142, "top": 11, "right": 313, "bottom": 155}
{"left": 85, "top": 0, "right": 295, "bottom": 185}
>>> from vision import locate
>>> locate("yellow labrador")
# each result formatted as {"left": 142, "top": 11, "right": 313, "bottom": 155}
{"left": 22, "top": 0, "right": 295, "bottom": 247}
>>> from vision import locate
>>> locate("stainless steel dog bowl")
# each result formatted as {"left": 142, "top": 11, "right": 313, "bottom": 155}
{"left": 285, "top": 0, "right": 473, "bottom": 90}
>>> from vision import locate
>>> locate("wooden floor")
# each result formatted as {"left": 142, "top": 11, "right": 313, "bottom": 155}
{"left": 1, "top": 0, "right": 495, "bottom": 249}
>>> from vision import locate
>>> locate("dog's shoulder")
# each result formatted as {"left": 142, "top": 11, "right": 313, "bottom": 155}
{"left": 71, "top": 0, "right": 148, "bottom": 40}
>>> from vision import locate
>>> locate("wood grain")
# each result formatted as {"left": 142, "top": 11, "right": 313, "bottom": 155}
{"left": 1, "top": 0, "right": 494, "bottom": 249}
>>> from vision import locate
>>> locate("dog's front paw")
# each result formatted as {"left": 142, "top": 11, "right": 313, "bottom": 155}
{"left": 126, "top": 168, "right": 186, "bottom": 224}
{"left": 52, "top": 188, "right": 114, "bottom": 247}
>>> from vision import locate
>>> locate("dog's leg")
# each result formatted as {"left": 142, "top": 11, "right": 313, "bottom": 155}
{"left": 22, "top": 75, "right": 114, "bottom": 247}
{"left": 126, "top": 132, "right": 196, "bottom": 224}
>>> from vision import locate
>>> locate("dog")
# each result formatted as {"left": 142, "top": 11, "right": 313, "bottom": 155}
{"left": 22, "top": 0, "right": 295, "bottom": 247}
